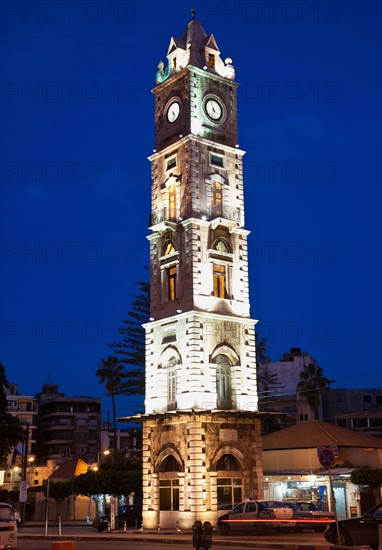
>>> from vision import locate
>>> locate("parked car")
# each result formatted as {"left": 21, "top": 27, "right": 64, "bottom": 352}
{"left": 92, "top": 505, "right": 142, "bottom": 531}
{"left": 0, "top": 502, "right": 17, "bottom": 549}
{"left": 324, "top": 501, "right": 382, "bottom": 549}
{"left": 283, "top": 501, "right": 335, "bottom": 531}
{"left": 217, "top": 500, "right": 295, "bottom": 535}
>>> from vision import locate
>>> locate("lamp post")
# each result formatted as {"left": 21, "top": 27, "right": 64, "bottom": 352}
{"left": 26, "top": 457, "right": 35, "bottom": 486}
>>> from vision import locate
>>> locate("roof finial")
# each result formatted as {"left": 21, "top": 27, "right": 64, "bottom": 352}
{"left": 191, "top": 7, "right": 196, "bottom": 20}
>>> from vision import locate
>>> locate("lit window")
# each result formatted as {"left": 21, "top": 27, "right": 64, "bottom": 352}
{"left": 169, "top": 184, "right": 176, "bottom": 221}
{"left": 211, "top": 180, "right": 222, "bottom": 216}
{"left": 211, "top": 154, "right": 223, "bottom": 167}
{"left": 166, "top": 157, "right": 176, "bottom": 171}
{"left": 208, "top": 53, "right": 215, "bottom": 68}
{"left": 215, "top": 240, "right": 229, "bottom": 253}
{"left": 164, "top": 241, "right": 175, "bottom": 255}
{"left": 168, "top": 266, "right": 177, "bottom": 301}
{"left": 213, "top": 264, "right": 226, "bottom": 298}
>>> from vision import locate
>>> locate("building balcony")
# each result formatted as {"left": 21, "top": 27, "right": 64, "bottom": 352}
{"left": 42, "top": 437, "right": 73, "bottom": 444}
{"left": 149, "top": 206, "right": 242, "bottom": 228}
{"left": 42, "top": 423, "right": 74, "bottom": 430}
{"left": 39, "top": 410, "right": 76, "bottom": 418}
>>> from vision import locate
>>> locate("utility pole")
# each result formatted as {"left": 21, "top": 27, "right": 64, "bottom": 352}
{"left": 20, "top": 423, "right": 29, "bottom": 523}
{"left": 45, "top": 478, "right": 50, "bottom": 536}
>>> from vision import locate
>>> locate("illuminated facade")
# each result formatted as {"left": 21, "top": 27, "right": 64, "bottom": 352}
{"left": 142, "top": 15, "right": 263, "bottom": 529}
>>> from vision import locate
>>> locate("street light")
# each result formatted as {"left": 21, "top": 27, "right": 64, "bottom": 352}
{"left": 96, "top": 449, "right": 112, "bottom": 463}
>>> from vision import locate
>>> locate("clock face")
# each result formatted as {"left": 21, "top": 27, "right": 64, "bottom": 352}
{"left": 166, "top": 101, "right": 180, "bottom": 123}
{"left": 205, "top": 98, "right": 223, "bottom": 121}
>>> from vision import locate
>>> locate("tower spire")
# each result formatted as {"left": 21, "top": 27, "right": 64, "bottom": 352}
{"left": 191, "top": 7, "right": 196, "bottom": 20}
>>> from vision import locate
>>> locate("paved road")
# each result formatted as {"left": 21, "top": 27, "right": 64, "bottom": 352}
{"left": 17, "top": 525, "right": 336, "bottom": 549}
{"left": 18, "top": 542, "right": 290, "bottom": 550}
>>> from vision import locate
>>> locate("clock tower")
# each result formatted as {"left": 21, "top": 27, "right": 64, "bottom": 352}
{"left": 142, "top": 14, "right": 263, "bottom": 529}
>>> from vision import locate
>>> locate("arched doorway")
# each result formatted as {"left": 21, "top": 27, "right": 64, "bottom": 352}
{"left": 156, "top": 451, "right": 183, "bottom": 529}
{"left": 158, "top": 456, "right": 181, "bottom": 512}
{"left": 215, "top": 453, "right": 243, "bottom": 511}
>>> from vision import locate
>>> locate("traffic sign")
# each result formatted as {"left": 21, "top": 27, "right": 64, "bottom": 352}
{"left": 318, "top": 447, "right": 335, "bottom": 469}
{"left": 19, "top": 480, "right": 28, "bottom": 502}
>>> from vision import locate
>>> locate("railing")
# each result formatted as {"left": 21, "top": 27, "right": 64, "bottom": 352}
{"left": 149, "top": 206, "right": 242, "bottom": 226}
{"left": 149, "top": 207, "right": 177, "bottom": 226}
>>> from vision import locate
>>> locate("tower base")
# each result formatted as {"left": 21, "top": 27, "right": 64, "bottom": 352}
{"left": 141, "top": 410, "right": 264, "bottom": 529}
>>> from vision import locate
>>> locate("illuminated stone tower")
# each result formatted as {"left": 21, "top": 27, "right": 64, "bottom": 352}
{"left": 142, "top": 14, "right": 263, "bottom": 529}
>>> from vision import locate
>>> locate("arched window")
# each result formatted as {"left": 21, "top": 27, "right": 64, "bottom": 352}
{"left": 215, "top": 354, "right": 232, "bottom": 409}
{"left": 167, "top": 357, "right": 178, "bottom": 410}
{"left": 164, "top": 241, "right": 176, "bottom": 255}
{"left": 158, "top": 455, "right": 182, "bottom": 472}
{"left": 216, "top": 454, "right": 240, "bottom": 470}
{"left": 215, "top": 239, "right": 229, "bottom": 253}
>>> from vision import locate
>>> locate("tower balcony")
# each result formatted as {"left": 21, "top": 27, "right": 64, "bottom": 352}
{"left": 149, "top": 207, "right": 178, "bottom": 227}
{"left": 149, "top": 206, "right": 242, "bottom": 228}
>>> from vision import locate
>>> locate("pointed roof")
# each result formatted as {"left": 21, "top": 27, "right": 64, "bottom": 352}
{"left": 262, "top": 421, "right": 382, "bottom": 451}
{"left": 167, "top": 18, "right": 210, "bottom": 70}
{"left": 182, "top": 18, "right": 207, "bottom": 45}
{"left": 205, "top": 34, "right": 220, "bottom": 52}
{"left": 49, "top": 458, "right": 89, "bottom": 480}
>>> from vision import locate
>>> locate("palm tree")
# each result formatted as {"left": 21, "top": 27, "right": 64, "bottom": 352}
{"left": 96, "top": 356, "right": 126, "bottom": 453}
{"left": 297, "top": 363, "right": 329, "bottom": 420}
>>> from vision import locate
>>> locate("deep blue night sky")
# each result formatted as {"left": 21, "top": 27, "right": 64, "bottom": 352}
{"left": 1, "top": 0, "right": 381, "bottom": 420}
